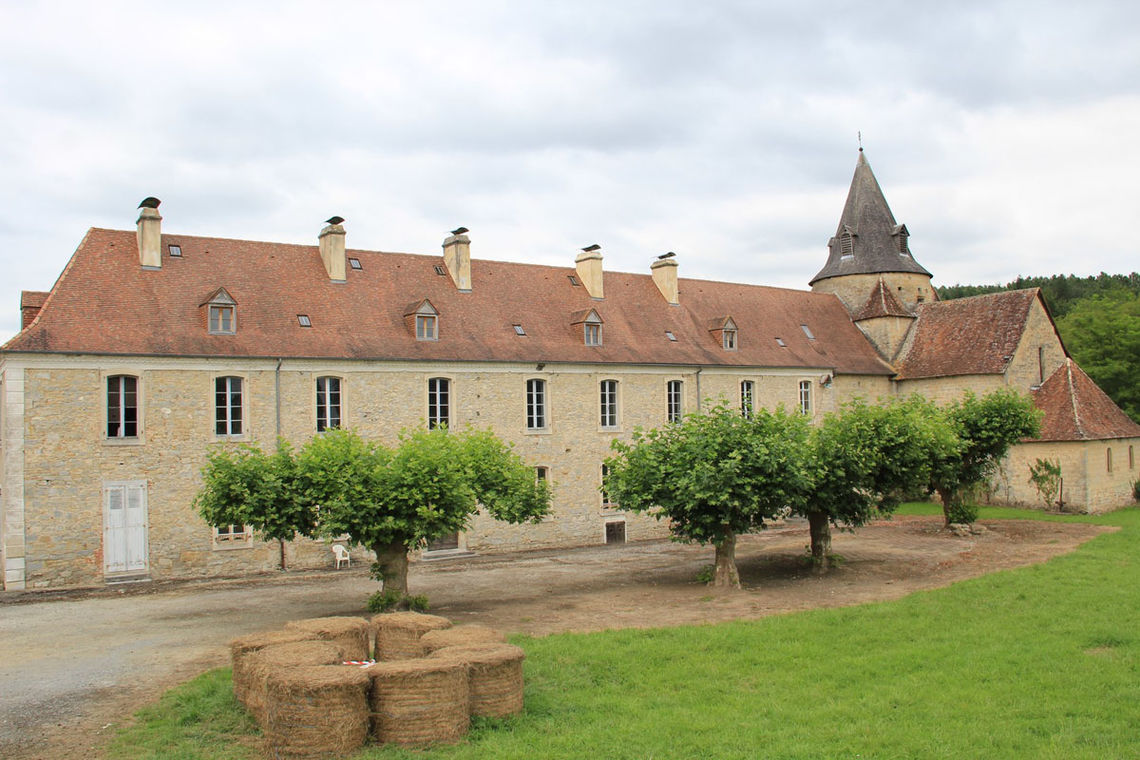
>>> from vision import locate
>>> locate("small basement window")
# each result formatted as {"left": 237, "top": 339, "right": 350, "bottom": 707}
{"left": 513, "top": 324, "right": 526, "bottom": 336}
{"left": 168, "top": 244, "right": 182, "bottom": 257}
{"left": 605, "top": 520, "right": 626, "bottom": 545}
{"left": 297, "top": 314, "right": 312, "bottom": 327}
{"left": 348, "top": 258, "right": 362, "bottom": 270}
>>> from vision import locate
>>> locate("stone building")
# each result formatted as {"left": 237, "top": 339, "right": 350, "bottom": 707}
{"left": 2, "top": 152, "right": 1137, "bottom": 590}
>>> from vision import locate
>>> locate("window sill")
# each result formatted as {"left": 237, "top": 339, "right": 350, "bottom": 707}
{"left": 103, "top": 437, "right": 144, "bottom": 447}
{"left": 212, "top": 540, "right": 253, "bottom": 551}
{"left": 524, "top": 427, "right": 551, "bottom": 435}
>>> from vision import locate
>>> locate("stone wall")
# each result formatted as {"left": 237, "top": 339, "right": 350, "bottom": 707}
{"left": 5, "top": 356, "right": 842, "bottom": 589}
{"left": 989, "top": 438, "right": 1140, "bottom": 513}
{"left": 811, "top": 272, "right": 934, "bottom": 314}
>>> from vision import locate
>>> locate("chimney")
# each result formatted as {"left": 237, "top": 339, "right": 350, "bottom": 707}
{"left": 136, "top": 197, "right": 162, "bottom": 269}
{"left": 575, "top": 244, "right": 604, "bottom": 299}
{"left": 442, "top": 227, "right": 472, "bottom": 291}
{"left": 651, "top": 253, "right": 679, "bottom": 305}
{"left": 318, "top": 216, "right": 347, "bottom": 282}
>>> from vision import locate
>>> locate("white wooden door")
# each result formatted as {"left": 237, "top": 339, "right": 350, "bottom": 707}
{"left": 103, "top": 481, "right": 149, "bottom": 575}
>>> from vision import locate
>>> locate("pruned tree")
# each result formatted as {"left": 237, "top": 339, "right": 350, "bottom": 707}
{"left": 931, "top": 389, "right": 1042, "bottom": 525}
{"left": 196, "top": 427, "right": 549, "bottom": 597}
{"left": 194, "top": 440, "right": 314, "bottom": 570}
{"left": 604, "top": 403, "right": 812, "bottom": 589}
{"left": 800, "top": 396, "right": 958, "bottom": 571}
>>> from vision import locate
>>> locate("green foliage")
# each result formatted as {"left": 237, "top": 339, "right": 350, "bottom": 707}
{"left": 1027, "top": 458, "right": 1063, "bottom": 509}
{"left": 605, "top": 403, "right": 813, "bottom": 548}
{"left": 193, "top": 439, "right": 314, "bottom": 543}
{"left": 695, "top": 564, "right": 715, "bottom": 584}
{"left": 931, "top": 389, "right": 1042, "bottom": 523}
{"left": 804, "top": 396, "right": 958, "bottom": 526}
{"left": 1057, "top": 291, "right": 1140, "bottom": 422}
{"left": 406, "top": 594, "right": 430, "bottom": 612}
{"left": 937, "top": 271, "right": 1140, "bottom": 318}
{"left": 366, "top": 589, "right": 404, "bottom": 613}
{"left": 1133, "top": 479, "right": 1140, "bottom": 503}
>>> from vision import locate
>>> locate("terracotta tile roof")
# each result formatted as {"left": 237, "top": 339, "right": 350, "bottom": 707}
{"left": 1032, "top": 358, "right": 1140, "bottom": 441}
{"left": 853, "top": 277, "right": 913, "bottom": 321}
{"left": 894, "top": 289, "right": 1042, "bottom": 380}
{"left": 20, "top": 291, "right": 49, "bottom": 310}
{"left": 2, "top": 228, "right": 893, "bottom": 375}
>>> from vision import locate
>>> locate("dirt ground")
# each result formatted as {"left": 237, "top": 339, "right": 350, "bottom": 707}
{"left": 0, "top": 515, "right": 1112, "bottom": 759}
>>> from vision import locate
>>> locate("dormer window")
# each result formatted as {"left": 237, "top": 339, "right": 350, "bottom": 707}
{"left": 892, "top": 224, "right": 910, "bottom": 257}
{"left": 405, "top": 299, "right": 439, "bottom": 341}
{"left": 572, "top": 308, "right": 604, "bottom": 346}
{"left": 201, "top": 287, "right": 237, "bottom": 335}
{"left": 839, "top": 226, "right": 855, "bottom": 260}
{"left": 708, "top": 316, "right": 737, "bottom": 351}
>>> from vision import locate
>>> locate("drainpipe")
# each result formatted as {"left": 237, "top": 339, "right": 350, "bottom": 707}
{"left": 695, "top": 367, "right": 703, "bottom": 413}
{"left": 274, "top": 358, "right": 285, "bottom": 570}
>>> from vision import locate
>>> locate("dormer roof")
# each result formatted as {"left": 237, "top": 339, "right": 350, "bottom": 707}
{"left": 853, "top": 277, "right": 913, "bottom": 321}
{"left": 810, "top": 151, "right": 932, "bottom": 285}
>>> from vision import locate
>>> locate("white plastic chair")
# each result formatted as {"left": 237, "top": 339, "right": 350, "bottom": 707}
{"left": 332, "top": 544, "right": 351, "bottom": 569}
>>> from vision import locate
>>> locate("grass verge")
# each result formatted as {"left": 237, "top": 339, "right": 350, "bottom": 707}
{"left": 111, "top": 505, "right": 1140, "bottom": 759}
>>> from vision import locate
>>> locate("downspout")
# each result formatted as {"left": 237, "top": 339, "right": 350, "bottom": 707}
{"left": 274, "top": 358, "right": 285, "bottom": 570}
{"left": 695, "top": 367, "right": 703, "bottom": 413}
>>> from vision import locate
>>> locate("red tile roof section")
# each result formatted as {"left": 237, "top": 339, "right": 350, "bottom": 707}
{"left": 3, "top": 228, "right": 893, "bottom": 375}
{"left": 1032, "top": 358, "right": 1140, "bottom": 441}
{"left": 894, "top": 289, "right": 1040, "bottom": 380}
{"left": 853, "top": 277, "right": 913, "bottom": 321}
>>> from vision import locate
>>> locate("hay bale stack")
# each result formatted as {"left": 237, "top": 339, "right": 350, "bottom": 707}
{"left": 230, "top": 629, "right": 319, "bottom": 707}
{"left": 420, "top": 624, "right": 506, "bottom": 654}
{"left": 264, "top": 665, "right": 371, "bottom": 759}
{"left": 365, "top": 659, "right": 470, "bottom": 745}
{"left": 285, "top": 616, "right": 371, "bottom": 660}
{"left": 371, "top": 612, "right": 453, "bottom": 661}
{"left": 246, "top": 640, "right": 346, "bottom": 728}
{"left": 430, "top": 644, "right": 526, "bottom": 717}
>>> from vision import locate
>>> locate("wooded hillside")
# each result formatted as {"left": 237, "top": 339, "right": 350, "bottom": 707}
{"left": 937, "top": 273, "right": 1140, "bottom": 423}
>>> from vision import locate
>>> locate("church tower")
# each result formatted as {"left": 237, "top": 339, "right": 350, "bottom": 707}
{"left": 810, "top": 150, "right": 935, "bottom": 313}
{"left": 810, "top": 150, "right": 936, "bottom": 361}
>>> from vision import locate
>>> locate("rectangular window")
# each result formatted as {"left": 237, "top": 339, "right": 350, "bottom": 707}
{"left": 107, "top": 375, "right": 139, "bottom": 438}
{"left": 800, "top": 324, "right": 815, "bottom": 340}
{"left": 799, "top": 380, "right": 812, "bottom": 416}
{"left": 348, "top": 257, "right": 362, "bottom": 270}
{"left": 1038, "top": 346, "right": 1045, "bottom": 385}
{"left": 526, "top": 378, "right": 547, "bottom": 430}
{"left": 168, "top": 244, "right": 182, "bottom": 257}
{"left": 428, "top": 377, "right": 450, "bottom": 429}
{"left": 209, "top": 305, "right": 235, "bottom": 334}
{"left": 665, "top": 330, "right": 677, "bottom": 341}
{"left": 585, "top": 322, "right": 602, "bottom": 346}
{"left": 535, "top": 466, "right": 548, "bottom": 484}
{"left": 667, "top": 380, "right": 683, "bottom": 423}
{"left": 316, "top": 376, "right": 341, "bottom": 432}
{"left": 298, "top": 314, "right": 312, "bottom": 327}
{"left": 601, "top": 464, "right": 616, "bottom": 507}
{"left": 723, "top": 328, "right": 737, "bottom": 350}
{"left": 741, "top": 380, "right": 755, "bottom": 418}
{"left": 513, "top": 324, "right": 526, "bottom": 336}
{"left": 600, "top": 380, "right": 618, "bottom": 428}
{"left": 416, "top": 314, "right": 437, "bottom": 340}
{"left": 214, "top": 376, "right": 243, "bottom": 436}
{"left": 213, "top": 524, "right": 252, "bottom": 549}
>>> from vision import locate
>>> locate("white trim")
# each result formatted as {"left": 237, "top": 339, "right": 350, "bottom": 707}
{"left": 1, "top": 367, "right": 25, "bottom": 589}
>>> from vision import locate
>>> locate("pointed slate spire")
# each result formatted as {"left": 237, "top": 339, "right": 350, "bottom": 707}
{"left": 810, "top": 150, "right": 931, "bottom": 285}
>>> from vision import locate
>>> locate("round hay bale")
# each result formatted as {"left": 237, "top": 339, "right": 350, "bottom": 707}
{"left": 230, "top": 629, "right": 319, "bottom": 708}
{"left": 285, "top": 616, "right": 371, "bottom": 661}
{"left": 430, "top": 644, "right": 526, "bottom": 717}
{"left": 365, "top": 658, "right": 469, "bottom": 745}
{"left": 371, "top": 612, "right": 453, "bottom": 661}
{"left": 246, "top": 640, "right": 346, "bottom": 729}
{"left": 264, "top": 665, "right": 371, "bottom": 759}
{"left": 420, "top": 624, "right": 505, "bottom": 654}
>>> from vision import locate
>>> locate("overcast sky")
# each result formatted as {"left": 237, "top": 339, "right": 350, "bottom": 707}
{"left": 2, "top": 1, "right": 1138, "bottom": 343}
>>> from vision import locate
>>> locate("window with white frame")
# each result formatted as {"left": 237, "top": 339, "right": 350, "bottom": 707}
{"left": 667, "top": 380, "right": 683, "bottom": 423}
{"left": 212, "top": 523, "right": 252, "bottom": 549}
{"left": 723, "top": 326, "right": 737, "bottom": 350}
{"left": 585, "top": 321, "right": 602, "bottom": 346}
{"left": 107, "top": 375, "right": 139, "bottom": 438}
{"left": 798, "top": 380, "right": 812, "bottom": 415}
{"left": 316, "top": 376, "right": 341, "bottom": 432}
{"left": 209, "top": 305, "right": 235, "bottom": 334}
{"left": 416, "top": 313, "right": 437, "bottom": 340}
{"left": 741, "top": 380, "right": 755, "bottom": 418}
{"left": 599, "top": 379, "right": 618, "bottom": 428}
{"left": 526, "top": 378, "right": 547, "bottom": 430}
{"left": 215, "top": 376, "right": 243, "bottom": 436}
{"left": 428, "top": 377, "right": 450, "bottom": 429}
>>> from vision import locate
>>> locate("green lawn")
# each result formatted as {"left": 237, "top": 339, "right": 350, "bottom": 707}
{"left": 110, "top": 505, "right": 1140, "bottom": 760}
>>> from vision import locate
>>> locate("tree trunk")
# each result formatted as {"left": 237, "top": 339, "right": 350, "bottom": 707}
{"left": 807, "top": 511, "right": 832, "bottom": 573}
{"left": 373, "top": 542, "right": 410, "bottom": 595}
{"left": 279, "top": 539, "right": 286, "bottom": 571}
{"left": 713, "top": 532, "right": 741, "bottom": 589}
{"left": 937, "top": 488, "right": 955, "bottom": 527}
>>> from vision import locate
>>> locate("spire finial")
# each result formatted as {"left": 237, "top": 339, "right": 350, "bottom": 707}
{"left": 857, "top": 131, "right": 863, "bottom": 152}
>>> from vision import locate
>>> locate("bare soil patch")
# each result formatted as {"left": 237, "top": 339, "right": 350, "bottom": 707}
{"left": 0, "top": 515, "right": 1112, "bottom": 759}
